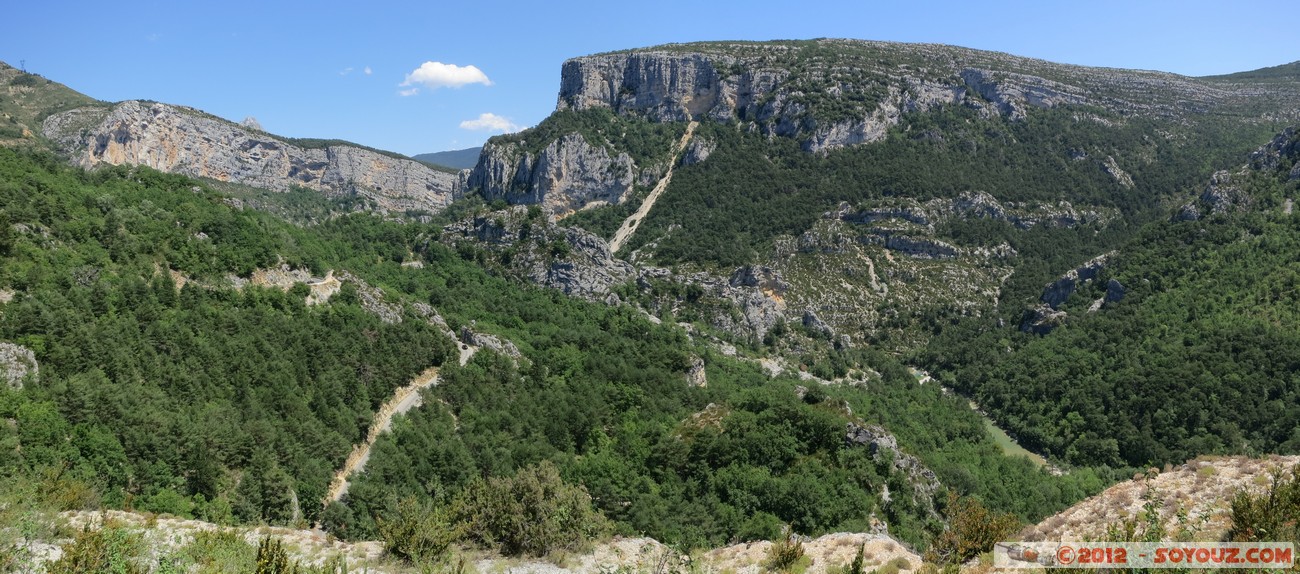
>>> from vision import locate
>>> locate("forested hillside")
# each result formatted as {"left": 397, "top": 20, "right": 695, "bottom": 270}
{"left": 923, "top": 128, "right": 1300, "bottom": 468}
{"left": 0, "top": 146, "right": 1106, "bottom": 560}
{"left": 7, "top": 38, "right": 1300, "bottom": 571}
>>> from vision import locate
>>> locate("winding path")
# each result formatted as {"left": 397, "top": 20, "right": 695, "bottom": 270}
{"left": 608, "top": 121, "right": 698, "bottom": 254}
{"left": 323, "top": 344, "right": 477, "bottom": 505}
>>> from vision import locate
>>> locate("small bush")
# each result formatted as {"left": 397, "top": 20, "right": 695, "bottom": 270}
{"left": 832, "top": 543, "right": 867, "bottom": 574}
{"left": 185, "top": 529, "right": 256, "bottom": 573}
{"left": 737, "top": 512, "right": 785, "bottom": 542}
{"left": 47, "top": 524, "right": 146, "bottom": 574}
{"left": 1228, "top": 464, "right": 1300, "bottom": 545}
{"left": 924, "top": 493, "right": 1019, "bottom": 566}
{"left": 454, "top": 460, "right": 609, "bottom": 557}
{"left": 764, "top": 526, "right": 806, "bottom": 573}
{"left": 376, "top": 496, "right": 463, "bottom": 565}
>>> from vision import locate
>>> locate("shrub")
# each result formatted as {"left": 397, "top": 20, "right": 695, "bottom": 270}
{"left": 738, "top": 512, "right": 786, "bottom": 542}
{"left": 376, "top": 496, "right": 463, "bottom": 565}
{"left": 185, "top": 529, "right": 255, "bottom": 573}
{"left": 1228, "top": 464, "right": 1300, "bottom": 545}
{"left": 454, "top": 460, "right": 608, "bottom": 557}
{"left": 925, "top": 493, "right": 1019, "bottom": 566}
{"left": 47, "top": 524, "right": 146, "bottom": 574}
{"left": 764, "top": 526, "right": 806, "bottom": 573}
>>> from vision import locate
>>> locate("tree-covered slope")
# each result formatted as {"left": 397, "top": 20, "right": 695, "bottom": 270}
{"left": 0, "top": 146, "right": 1108, "bottom": 557}
{"left": 923, "top": 127, "right": 1300, "bottom": 468}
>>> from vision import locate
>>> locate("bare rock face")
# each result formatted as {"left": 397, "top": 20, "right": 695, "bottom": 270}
{"left": 459, "top": 326, "right": 523, "bottom": 360}
{"left": 1021, "top": 251, "right": 1117, "bottom": 334}
{"left": 551, "top": 43, "right": 1144, "bottom": 155}
{"left": 557, "top": 50, "right": 972, "bottom": 152}
{"left": 1198, "top": 170, "right": 1253, "bottom": 215}
{"left": 0, "top": 342, "right": 38, "bottom": 389}
{"left": 467, "top": 133, "right": 635, "bottom": 214}
{"left": 680, "top": 136, "right": 715, "bottom": 166}
{"left": 43, "top": 101, "right": 460, "bottom": 213}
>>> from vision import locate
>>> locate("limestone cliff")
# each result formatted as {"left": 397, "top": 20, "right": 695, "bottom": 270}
{"left": 43, "top": 101, "right": 461, "bottom": 213}
{"left": 553, "top": 39, "right": 1270, "bottom": 153}
{"left": 466, "top": 133, "right": 636, "bottom": 213}
{"left": 471, "top": 38, "right": 1296, "bottom": 216}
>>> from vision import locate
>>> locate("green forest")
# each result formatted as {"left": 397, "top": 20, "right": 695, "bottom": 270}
{"left": 922, "top": 134, "right": 1300, "bottom": 468}
{"left": 0, "top": 146, "right": 1109, "bottom": 557}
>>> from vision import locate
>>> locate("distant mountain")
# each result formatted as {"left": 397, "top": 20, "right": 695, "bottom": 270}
{"left": 413, "top": 146, "right": 482, "bottom": 170}
{"left": 1, "top": 60, "right": 461, "bottom": 214}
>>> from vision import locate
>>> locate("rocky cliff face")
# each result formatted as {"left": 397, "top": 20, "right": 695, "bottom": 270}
{"left": 43, "top": 101, "right": 461, "bottom": 213}
{"left": 553, "top": 40, "right": 1275, "bottom": 153}
{"left": 556, "top": 48, "right": 971, "bottom": 153}
{"left": 466, "top": 133, "right": 636, "bottom": 214}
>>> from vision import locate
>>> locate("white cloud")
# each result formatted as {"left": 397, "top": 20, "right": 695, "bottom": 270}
{"left": 339, "top": 67, "right": 354, "bottom": 76}
{"left": 401, "top": 61, "right": 492, "bottom": 90}
{"left": 364, "top": 66, "right": 372, "bottom": 76}
{"left": 459, "top": 113, "right": 521, "bottom": 133}
{"left": 398, "top": 88, "right": 420, "bottom": 97}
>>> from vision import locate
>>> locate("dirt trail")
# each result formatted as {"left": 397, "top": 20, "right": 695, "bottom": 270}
{"left": 323, "top": 345, "right": 477, "bottom": 505}
{"left": 608, "top": 121, "right": 698, "bottom": 254}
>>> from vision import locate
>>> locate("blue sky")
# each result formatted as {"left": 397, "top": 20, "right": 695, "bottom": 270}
{"left": 3, "top": 1, "right": 1296, "bottom": 156}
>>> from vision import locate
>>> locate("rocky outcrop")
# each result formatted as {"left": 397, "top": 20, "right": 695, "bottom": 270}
{"left": 959, "top": 68, "right": 1088, "bottom": 121}
{"left": 1021, "top": 252, "right": 1121, "bottom": 334}
{"left": 442, "top": 206, "right": 635, "bottom": 299}
{"left": 466, "top": 133, "right": 635, "bottom": 214}
{"left": 1248, "top": 127, "right": 1300, "bottom": 173}
{"left": 459, "top": 326, "right": 523, "bottom": 360}
{"left": 1106, "top": 278, "right": 1126, "bottom": 303}
{"left": 442, "top": 207, "right": 788, "bottom": 341}
{"left": 1102, "top": 156, "right": 1135, "bottom": 189}
{"left": 837, "top": 192, "right": 1117, "bottom": 233}
{"left": 881, "top": 236, "right": 959, "bottom": 259}
{"left": 1021, "top": 305, "right": 1068, "bottom": 336}
{"left": 728, "top": 265, "right": 788, "bottom": 296}
{"left": 640, "top": 267, "right": 787, "bottom": 341}
{"left": 0, "top": 342, "right": 37, "bottom": 389}
{"left": 336, "top": 271, "right": 403, "bottom": 323}
{"left": 43, "top": 101, "right": 460, "bottom": 213}
{"left": 680, "top": 136, "right": 715, "bottom": 165}
{"left": 1040, "top": 252, "right": 1114, "bottom": 309}
{"left": 557, "top": 49, "right": 970, "bottom": 152}
{"left": 845, "top": 423, "right": 941, "bottom": 513}
{"left": 685, "top": 355, "right": 707, "bottom": 387}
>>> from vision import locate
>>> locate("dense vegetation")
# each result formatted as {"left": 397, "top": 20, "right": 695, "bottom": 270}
{"left": 619, "top": 105, "right": 1276, "bottom": 271}
{"left": 923, "top": 137, "right": 1300, "bottom": 468}
{"left": 0, "top": 150, "right": 456, "bottom": 526}
{"left": 0, "top": 147, "right": 1107, "bottom": 556}
{"left": 347, "top": 337, "right": 1111, "bottom": 549}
